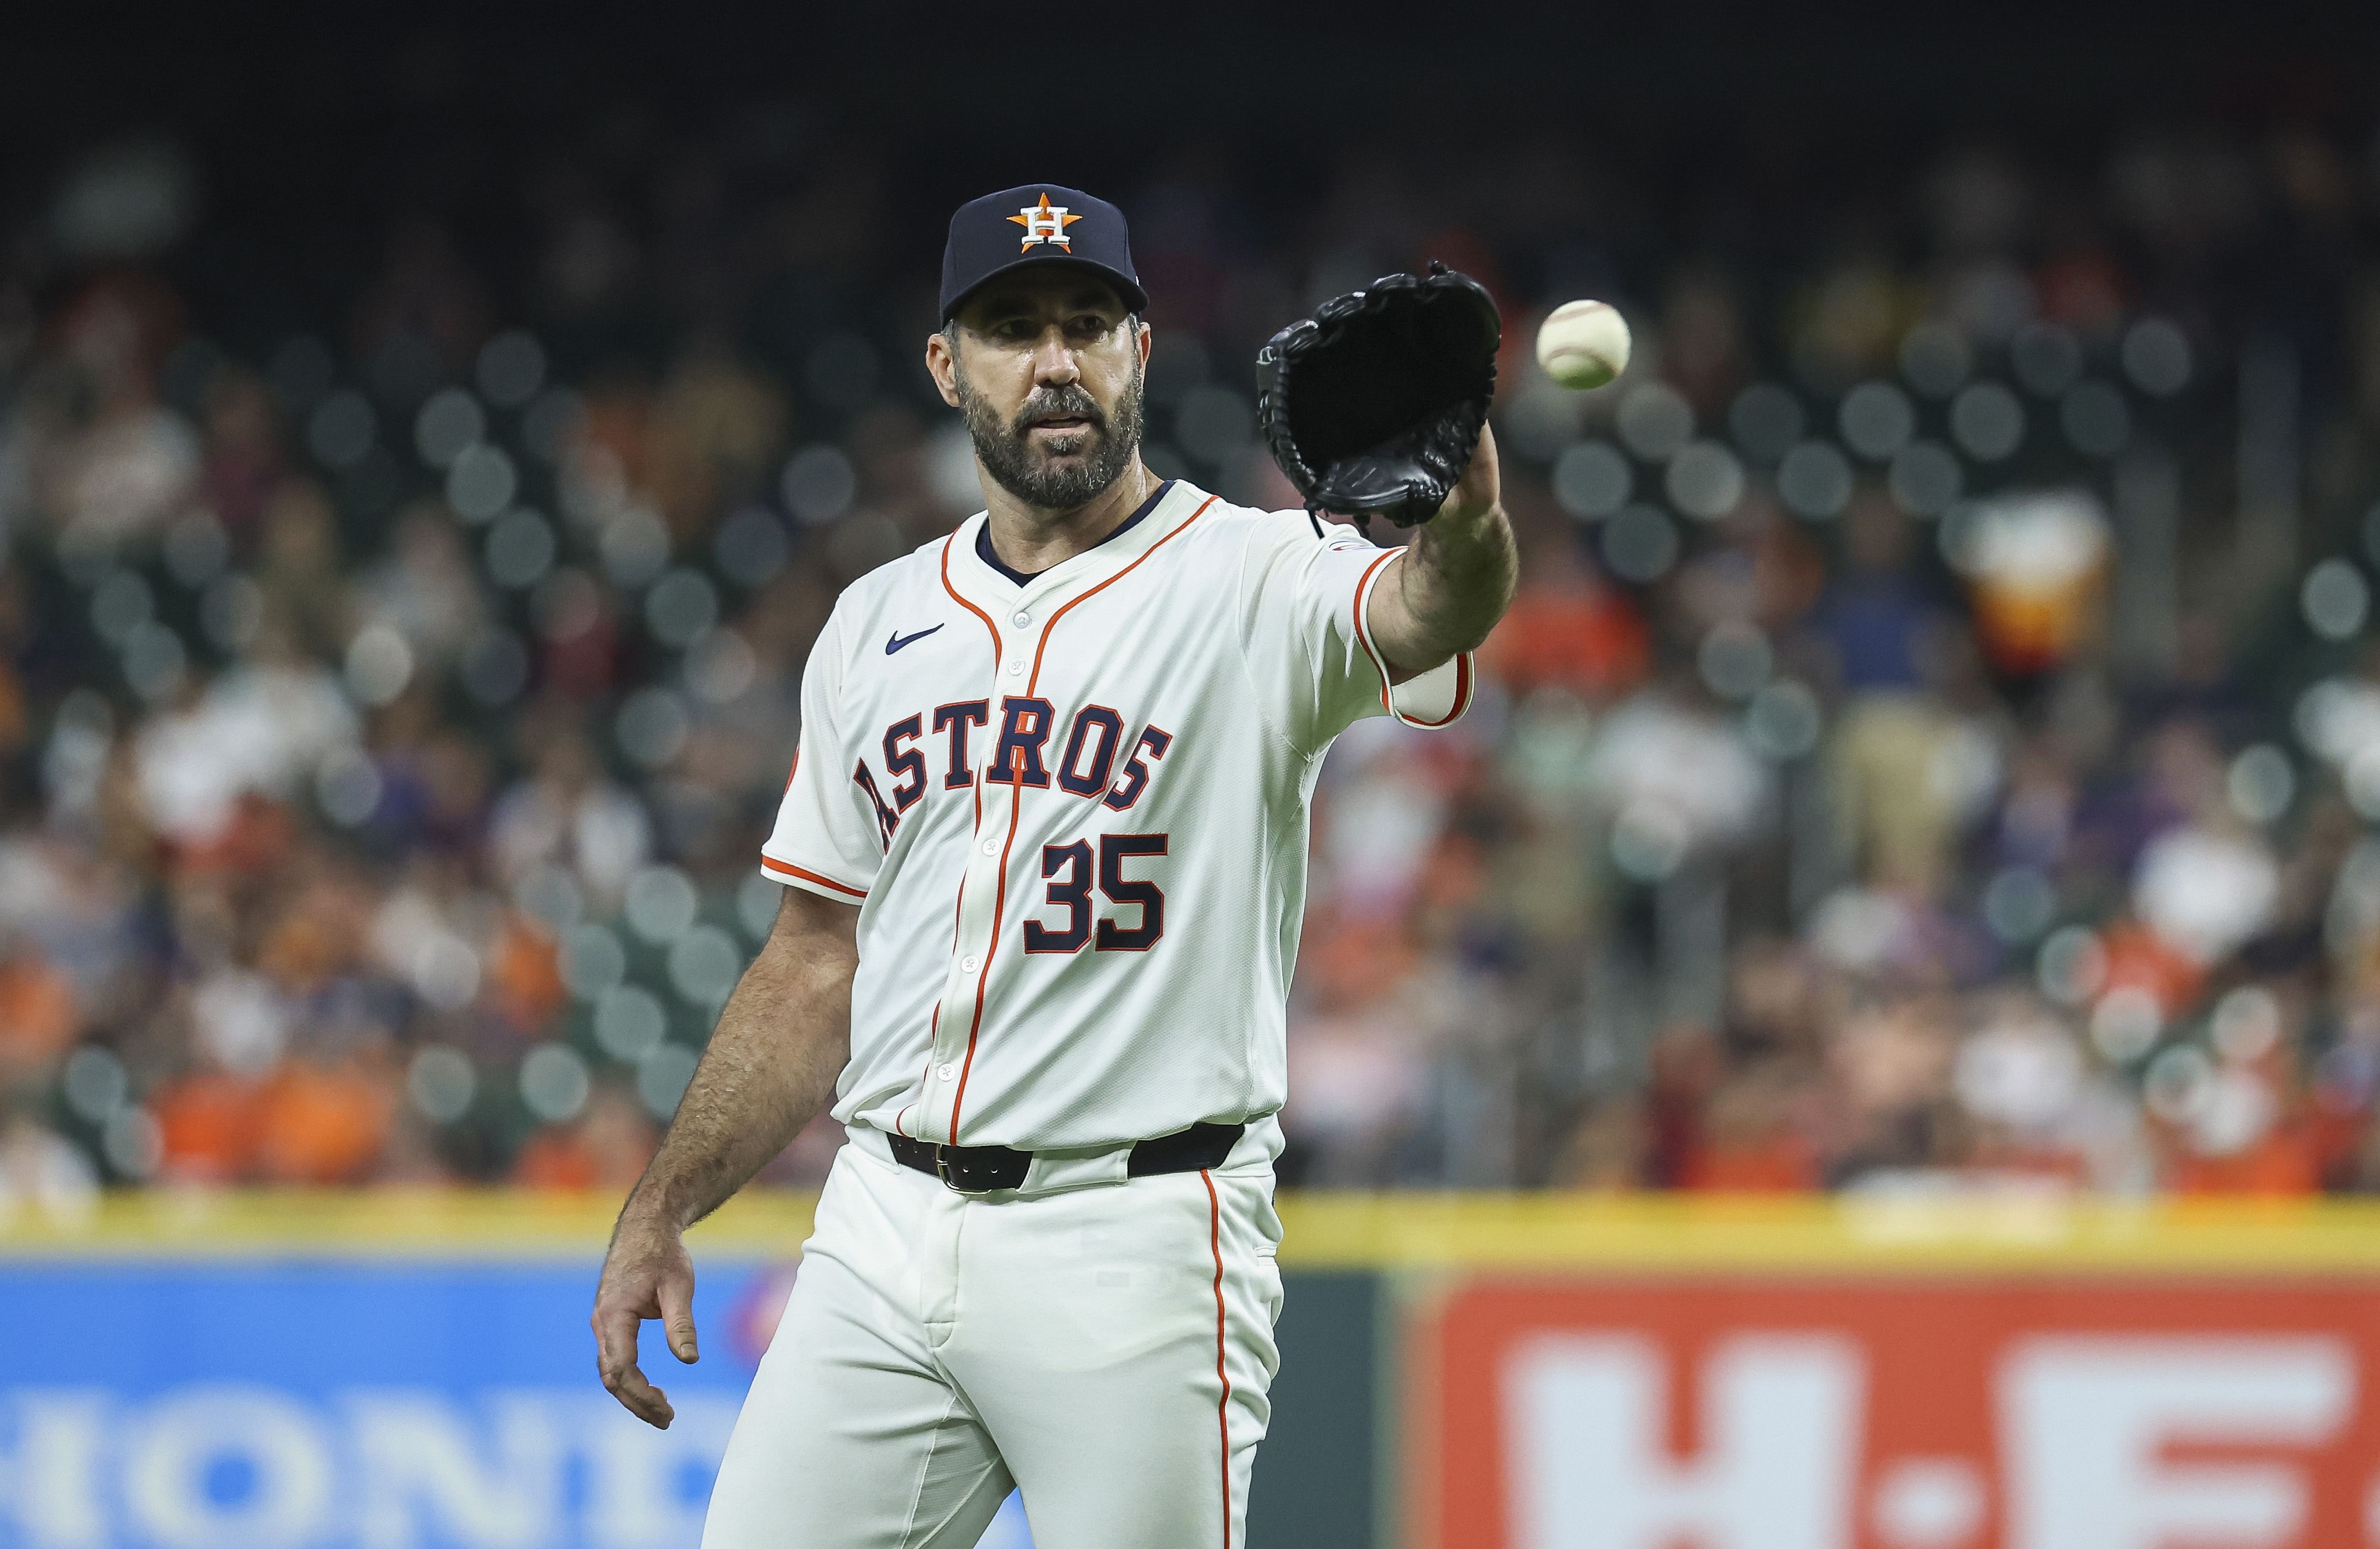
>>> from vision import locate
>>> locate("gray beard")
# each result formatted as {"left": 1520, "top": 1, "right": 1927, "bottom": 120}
{"left": 958, "top": 362, "right": 1145, "bottom": 511}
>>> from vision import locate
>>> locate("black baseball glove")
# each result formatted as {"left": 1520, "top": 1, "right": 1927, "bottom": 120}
{"left": 1255, "top": 260, "right": 1500, "bottom": 532}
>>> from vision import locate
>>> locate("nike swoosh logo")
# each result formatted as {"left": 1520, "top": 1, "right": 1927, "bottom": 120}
{"left": 886, "top": 624, "right": 944, "bottom": 655}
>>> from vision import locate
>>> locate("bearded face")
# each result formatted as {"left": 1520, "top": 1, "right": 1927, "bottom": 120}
{"left": 954, "top": 351, "right": 1145, "bottom": 511}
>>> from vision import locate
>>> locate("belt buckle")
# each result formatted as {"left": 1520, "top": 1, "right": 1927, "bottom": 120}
{"left": 933, "top": 1148, "right": 995, "bottom": 1195}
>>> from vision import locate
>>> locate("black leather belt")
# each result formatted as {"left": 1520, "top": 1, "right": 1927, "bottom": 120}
{"left": 889, "top": 1122, "right": 1245, "bottom": 1194}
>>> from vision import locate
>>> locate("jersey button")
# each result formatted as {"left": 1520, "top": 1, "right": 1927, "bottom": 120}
{"left": 1005, "top": 660, "right": 1024, "bottom": 676}
{"left": 936, "top": 1063, "right": 955, "bottom": 1081}
{"left": 981, "top": 839, "right": 997, "bottom": 856}
{"left": 1012, "top": 611, "right": 1030, "bottom": 627}
{"left": 960, "top": 955, "right": 979, "bottom": 973}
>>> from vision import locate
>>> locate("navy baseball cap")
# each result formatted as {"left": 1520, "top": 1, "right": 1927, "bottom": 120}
{"left": 940, "top": 184, "right": 1148, "bottom": 323}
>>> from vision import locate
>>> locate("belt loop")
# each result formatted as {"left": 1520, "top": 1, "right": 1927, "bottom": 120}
{"left": 1020, "top": 1141, "right": 1135, "bottom": 1195}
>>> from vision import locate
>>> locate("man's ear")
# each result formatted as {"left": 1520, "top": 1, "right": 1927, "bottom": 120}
{"left": 925, "top": 329, "right": 963, "bottom": 409}
{"left": 1135, "top": 318, "right": 1152, "bottom": 369}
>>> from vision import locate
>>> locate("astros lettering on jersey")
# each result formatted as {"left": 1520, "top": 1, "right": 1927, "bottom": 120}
{"left": 762, "top": 477, "right": 1474, "bottom": 1154}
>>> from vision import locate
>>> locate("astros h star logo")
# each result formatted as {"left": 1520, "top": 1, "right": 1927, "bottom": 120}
{"left": 1007, "top": 192, "right": 1084, "bottom": 253}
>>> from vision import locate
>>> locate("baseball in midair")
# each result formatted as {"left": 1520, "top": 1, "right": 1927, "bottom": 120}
{"left": 1535, "top": 300, "right": 1631, "bottom": 390}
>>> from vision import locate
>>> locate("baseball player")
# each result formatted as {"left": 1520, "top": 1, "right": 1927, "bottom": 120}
{"left": 593, "top": 183, "right": 1517, "bottom": 1548}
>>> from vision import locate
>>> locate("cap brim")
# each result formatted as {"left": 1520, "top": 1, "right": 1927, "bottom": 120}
{"left": 942, "top": 254, "right": 1149, "bottom": 322}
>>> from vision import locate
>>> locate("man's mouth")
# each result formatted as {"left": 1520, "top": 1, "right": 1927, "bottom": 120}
{"left": 1024, "top": 414, "right": 1099, "bottom": 445}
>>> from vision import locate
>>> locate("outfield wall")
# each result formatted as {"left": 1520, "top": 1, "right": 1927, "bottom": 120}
{"left": 3, "top": 1193, "right": 2377, "bottom": 1549}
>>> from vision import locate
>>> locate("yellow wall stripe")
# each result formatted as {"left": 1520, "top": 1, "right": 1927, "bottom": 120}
{"left": 5, "top": 1191, "right": 2380, "bottom": 1273}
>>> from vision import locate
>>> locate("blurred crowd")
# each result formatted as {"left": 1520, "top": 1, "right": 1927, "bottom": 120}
{"left": 6, "top": 106, "right": 2380, "bottom": 1209}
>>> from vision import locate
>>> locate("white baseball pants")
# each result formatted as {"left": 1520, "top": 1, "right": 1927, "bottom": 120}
{"left": 701, "top": 1130, "right": 1284, "bottom": 1549}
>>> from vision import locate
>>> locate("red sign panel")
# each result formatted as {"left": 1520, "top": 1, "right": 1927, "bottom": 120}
{"left": 1420, "top": 1278, "right": 2380, "bottom": 1549}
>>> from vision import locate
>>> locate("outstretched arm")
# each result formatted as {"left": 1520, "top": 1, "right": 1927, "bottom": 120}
{"left": 592, "top": 885, "right": 858, "bottom": 1427}
{"left": 1364, "top": 425, "right": 1518, "bottom": 683}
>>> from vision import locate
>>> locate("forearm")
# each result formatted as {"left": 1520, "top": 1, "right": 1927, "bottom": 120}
{"left": 616, "top": 897, "right": 855, "bottom": 1233}
{"left": 1379, "top": 505, "right": 1518, "bottom": 676}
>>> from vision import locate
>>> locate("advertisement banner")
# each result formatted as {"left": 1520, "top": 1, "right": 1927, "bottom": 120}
{"left": 1420, "top": 1277, "right": 2380, "bottom": 1549}
{"left": 16, "top": 1194, "right": 2377, "bottom": 1549}
{"left": 0, "top": 1250, "right": 1368, "bottom": 1549}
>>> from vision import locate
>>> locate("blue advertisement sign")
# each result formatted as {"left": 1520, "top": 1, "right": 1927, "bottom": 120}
{"left": 0, "top": 1258, "right": 1034, "bottom": 1549}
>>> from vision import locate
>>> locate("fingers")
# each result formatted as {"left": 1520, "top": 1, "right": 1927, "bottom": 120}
{"left": 657, "top": 1271, "right": 701, "bottom": 1365}
{"left": 1439, "top": 424, "right": 1501, "bottom": 523}
{"left": 1466, "top": 423, "right": 1500, "bottom": 494}
{"left": 593, "top": 1301, "right": 677, "bottom": 1429}
{"left": 603, "top": 1354, "right": 677, "bottom": 1429}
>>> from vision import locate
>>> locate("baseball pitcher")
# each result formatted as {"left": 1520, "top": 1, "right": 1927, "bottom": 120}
{"left": 593, "top": 183, "right": 1517, "bottom": 1549}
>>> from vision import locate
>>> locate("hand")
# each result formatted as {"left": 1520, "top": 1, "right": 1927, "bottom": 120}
{"left": 592, "top": 1211, "right": 699, "bottom": 1428}
{"left": 1370, "top": 420, "right": 1517, "bottom": 680}
{"left": 1433, "top": 423, "right": 1501, "bottom": 527}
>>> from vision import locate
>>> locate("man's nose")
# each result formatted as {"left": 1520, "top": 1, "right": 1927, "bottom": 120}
{"left": 1031, "top": 333, "right": 1080, "bottom": 385}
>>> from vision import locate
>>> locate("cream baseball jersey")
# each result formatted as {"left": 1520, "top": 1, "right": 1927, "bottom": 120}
{"left": 760, "top": 477, "right": 1473, "bottom": 1151}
